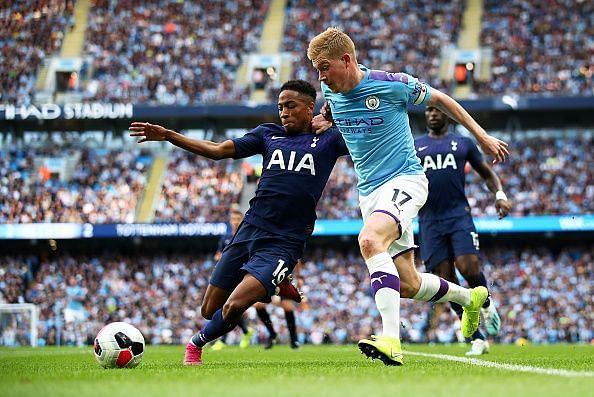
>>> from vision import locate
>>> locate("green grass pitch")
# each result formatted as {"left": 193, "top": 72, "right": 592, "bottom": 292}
{"left": 1, "top": 344, "right": 592, "bottom": 397}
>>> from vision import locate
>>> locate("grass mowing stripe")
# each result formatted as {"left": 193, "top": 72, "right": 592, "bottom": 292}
{"left": 405, "top": 350, "right": 594, "bottom": 378}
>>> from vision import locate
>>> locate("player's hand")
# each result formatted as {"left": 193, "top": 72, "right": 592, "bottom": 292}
{"left": 312, "top": 114, "right": 333, "bottom": 135}
{"left": 129, "top": 122, "right": 168, "bottom": 143}
{"left": 495, "top": 199, "right": 512, "bottom": 219}
{"left": 320, "top": 101, "right": 333, "bottom": 122}
{"left": 477, "top": 135, "right": 509, "bottom": 164}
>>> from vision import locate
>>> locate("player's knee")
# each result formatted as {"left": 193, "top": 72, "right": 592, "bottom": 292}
{"left": 201, "top": 305, "right": 215, "bottom": 320}
{"left": 358, "top": 232, "right": 384, "bottom": 258}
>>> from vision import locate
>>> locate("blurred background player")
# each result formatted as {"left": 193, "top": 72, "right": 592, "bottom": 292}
{"left": 415, "top": 106, "right": 512, "bottom": 355}
{"left": 211, "top": 204, "right": 254, "bottom": 350}
{"left": 254, "top": 259, "right": 303, "bottom": 350}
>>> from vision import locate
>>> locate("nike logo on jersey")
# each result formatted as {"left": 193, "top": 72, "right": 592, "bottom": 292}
{"left": 271, "top": 136, "right": 287, "bottom": 140}
{"left": 417, "top": 146, "right": 428, "bottom": 152}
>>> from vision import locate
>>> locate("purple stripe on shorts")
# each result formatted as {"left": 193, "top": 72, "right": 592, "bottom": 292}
{"left": 372, "top": 210, "right": 402, "bottom": 238}
{"left": 370, "top": 271, "right": 400, "bottom": 297}
{"left": 429, "top": 278, "right": 449, "bottom": 302}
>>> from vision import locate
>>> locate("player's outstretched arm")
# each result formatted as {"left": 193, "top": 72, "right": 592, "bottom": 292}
{"left": 473, "top": 161, "right": 512, "bottom": 219}
{"left": 129, "top": 122, "right": 235, "bottom": 160}
{"left": 428, "top": 90, "right": 509, "bottom": 163}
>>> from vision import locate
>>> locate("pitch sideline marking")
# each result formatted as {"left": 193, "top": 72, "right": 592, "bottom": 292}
{"left": 405, "top": 350, "right": 594, "bottom": 378}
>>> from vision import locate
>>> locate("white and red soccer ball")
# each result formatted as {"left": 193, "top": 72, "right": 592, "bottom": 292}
{"left": 94, "top": 322, "right": 145, "bottom": 368}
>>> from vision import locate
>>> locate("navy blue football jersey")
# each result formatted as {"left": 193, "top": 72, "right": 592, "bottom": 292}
{"left": 414, "top": 131, "right": 484, "bottom": 221}
{"left": 232, "top": 124, "right": 349, "bottom": 240}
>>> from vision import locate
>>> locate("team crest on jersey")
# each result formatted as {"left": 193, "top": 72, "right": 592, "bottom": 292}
{"left": 311, "top": 137, "right": 319, "bottom": 148}
{"left": 451, "top": 140, "right": 458, "bottom": 151}
{"left": 365, "top": 95, "right": 380, "bottom": 110}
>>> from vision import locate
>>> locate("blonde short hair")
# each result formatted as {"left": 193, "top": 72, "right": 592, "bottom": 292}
{"left": 307, "top": 27, "right": 357, "bottom": 62}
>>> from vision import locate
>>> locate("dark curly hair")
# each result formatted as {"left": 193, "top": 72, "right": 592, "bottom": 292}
{"left": 280, "top": 80, "right": 317, "bottom": 102}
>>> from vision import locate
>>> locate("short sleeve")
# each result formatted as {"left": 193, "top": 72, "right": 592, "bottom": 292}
{"left": 232, "top": 125, "right": 266, "bottom": 159}
{"left": 370, "top": 71, "right": 432, "bottom": 106}
{"left": 405, "top": 75, "right": 432, "bottom": 106}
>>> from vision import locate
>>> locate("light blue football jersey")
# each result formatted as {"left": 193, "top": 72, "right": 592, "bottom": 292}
{"left": 322, "top": 65, "right": 432, "bottom": 196}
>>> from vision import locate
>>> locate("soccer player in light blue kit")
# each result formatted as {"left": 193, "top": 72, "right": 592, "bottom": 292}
{"left": 308, "top": 27, "right": 509, "bottom": 365}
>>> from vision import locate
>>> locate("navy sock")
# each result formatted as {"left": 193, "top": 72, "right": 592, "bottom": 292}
{"left": 257, "top": 308, "right": 277, "bottom": 338}
{"left": 471, "top": 329, "right": 486, "bottom": 341}
{"left": 450, "top": 301, "right": 464, "bottom": 319}
{"left": 465, "top": 271, "right": 491, "bottom": 308}
{"left": 237, "top": 316, "right": 248, "bottom": 334}
{"left": 284, "top": 310, "right": 297, "bottom": 343}
{"left": 191, "top": 309, "right": 236, "bottom": 348}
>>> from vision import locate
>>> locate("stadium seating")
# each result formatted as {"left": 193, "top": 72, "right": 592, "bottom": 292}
{"left": 0, "top": 0, "right": 74, "bottom": 105}
{"left": 0, "top": 145, "right": 150, "bottom": 223}
{"left": 82, "top": 0, "right": 269, "bottom": 104}
{"left": 153, "top": 151, "right": 244, "bottom": 223}
{"left": 282, "top": 0, "right": 464, "bottom": 91}
{"left": 316, "top": 135, "right": 594, "bottom": 218}
{"left": 1, "top": 246, "right": 590, "bottom": 346}
{"left": 476, "top": 0, "right": 593, "bottom": 96}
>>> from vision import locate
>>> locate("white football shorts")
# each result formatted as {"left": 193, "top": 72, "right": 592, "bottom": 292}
{"left": 359, "top": 173, "right": 428, "bottom": 257}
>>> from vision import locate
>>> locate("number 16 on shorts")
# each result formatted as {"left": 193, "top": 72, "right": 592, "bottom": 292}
{"left": 272, "top": 259, "right": 288, "bottom": 287}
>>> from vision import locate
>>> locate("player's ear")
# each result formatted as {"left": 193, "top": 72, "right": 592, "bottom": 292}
{"left": 342, "top": 53, "right": 352, "bottom": 66}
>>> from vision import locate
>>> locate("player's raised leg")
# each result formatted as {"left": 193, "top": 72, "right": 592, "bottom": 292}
{"left": 400, "top": 260, "right": 488, "bottom": 339}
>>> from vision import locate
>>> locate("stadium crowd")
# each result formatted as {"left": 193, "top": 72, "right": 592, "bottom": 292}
{"left": 2, "top": 0, "right": 593, "bottom": 106}
{"left": 0, "top": 145, "right": 149, "bottom": 223}
{"left": 153, "top": 151, "right": 244, "bottom": 223}
{"left": 1, "top": 134, "right": 592, "bottom": 223}
{"left": 282, "top": 0, "right": 463, "bottom": 93}
{"left": 316, "top": 135, "right": 594, "bottom": 219}
{"left": 476, "top": 0, "right": 593, "bottom": 97}
{"left": 0, "top": 0, "right": 74, "bottom": 105}
{"left": 1, "top": 246, "right": 591, "bottom": 346}
{"left": 82, "top": 0, "right": 269, "bottom": 104}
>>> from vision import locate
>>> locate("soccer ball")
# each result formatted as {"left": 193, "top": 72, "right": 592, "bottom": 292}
{"left": 94, "top": 322, "right": 145, "bottom": 368}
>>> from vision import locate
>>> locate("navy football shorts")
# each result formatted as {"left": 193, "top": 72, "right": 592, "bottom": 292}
{"left": 418, "top": 214, "right": 480, "bottom": 272}
{"left": 209, "top": 222, "right": 305, "bottom": 296}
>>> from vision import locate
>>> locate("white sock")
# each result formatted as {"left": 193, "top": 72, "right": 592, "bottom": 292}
{"left": 366, "top": 252, "right": 401, "bottom": 339}
{"left": 413, "top": 273, "right": 471, "bottom": 307}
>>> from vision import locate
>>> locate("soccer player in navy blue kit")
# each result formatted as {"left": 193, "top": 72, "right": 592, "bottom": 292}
{"left": 308, "top": 27, "right": 509, "bottom": 365}
{"left": 129, "top": 80, "right": 349, "bottom": 365}
{"left": 415, "top": 106, "right": 512, "bottom": 355}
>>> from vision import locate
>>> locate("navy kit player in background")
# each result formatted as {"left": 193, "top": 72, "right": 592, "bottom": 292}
{"left": 415, "top": 106, "right": 512, "bottom": 355}
{"left": 211, "top": 204, "right": 254, "bottom": 351}
{"left": 308, "top": 27, "right": 509, "bottom": 365}
{"left": 129, "top": 80, "right": 349, "bottom": 365}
